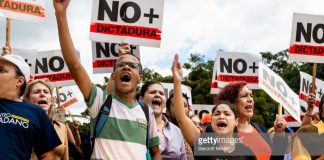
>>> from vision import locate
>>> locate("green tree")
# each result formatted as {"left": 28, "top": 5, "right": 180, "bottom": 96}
{"left": 183, "top": 53, "right": 214, "bottom": 104}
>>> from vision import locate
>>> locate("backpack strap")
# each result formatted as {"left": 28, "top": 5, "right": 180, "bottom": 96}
{"left": 91, "top": 94, "right": 112, "bottom": 153}
{"left": 137, "top": 100, "right": 150, "bottom": 149}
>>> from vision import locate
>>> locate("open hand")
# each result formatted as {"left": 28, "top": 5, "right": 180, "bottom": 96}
{"left": 171, "top": 54, "right": 183, "bottom": 84}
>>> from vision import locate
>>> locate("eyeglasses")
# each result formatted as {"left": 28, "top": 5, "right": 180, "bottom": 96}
{"left": 115, "top": 61, "right": 141, "bottom": 70}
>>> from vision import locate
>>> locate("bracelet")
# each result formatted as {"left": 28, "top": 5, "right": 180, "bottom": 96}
{"left": 305, "top": 113, "right": 312, "bottom": 117}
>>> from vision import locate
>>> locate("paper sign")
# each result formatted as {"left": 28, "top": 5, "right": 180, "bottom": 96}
{"left": 0, "top": 0, "right": 45, "bottom": 23}
{"left": 210, "top": 58, "right": 221, "bottom": 94}
{"left": 259, "top": 62, "right": 301, "bottom": 122}
{"left": 53, "top": 86, "right": 79, "bottom": 108}
{"left": 31, "top": 50, "right": 79, "bottom": 87}
{"left": 92, "top": 42, "right": 140, "bottom": 74}
{"left": 299, "top": 71, "right": 324, "bottom": 112}
{"left": 289, "top": 13, "right": 324, "bottom": 63}
{"left": 216, "top": 51, "right": 261, "bottom": 89}
{"left": 90, "top": 0, "right": 164, "bottom": 47}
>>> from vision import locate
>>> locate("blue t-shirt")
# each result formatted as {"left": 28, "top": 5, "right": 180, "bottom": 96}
{"left": 0, "top": 98, "right": 62, "bottom": 159}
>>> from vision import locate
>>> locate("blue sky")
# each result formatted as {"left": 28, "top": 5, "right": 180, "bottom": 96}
{"left": 1, "top": 0, "right": 324, "bottom": 115}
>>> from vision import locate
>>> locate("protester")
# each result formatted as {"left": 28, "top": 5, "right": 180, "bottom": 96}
{"left": 171, "top": 54, "right": 256, "bottom": 159}
{"left": 53, "top": 0, "right": 161, "bottom": 159}
{"left": 217, "top": 81, "right": 291, "bottom": 160}
{"left": 165, "top": 91, "right": 195, "bottom": 160}
{"left": 166, "top": 92, "right": 191, "bottom": 126}
{"left": 140, "top": 81, "right": 186, "bottom": 160}
{"left": 200, "top": 113, "right": 212, "bottom": 132}
{"left": 208, "top": 101, "right": 256, "bottom": 159}
{"left": 292, "top": 95, "right": 324, "bottom": 159}
{"left": 199, "top": 110, "right": 210, "bottom": 120}
{"left": 24, "top": 79, "right": 69, "bottom": 160}
{"left": 0, "top": 54, "right": 61, "bottom": 159}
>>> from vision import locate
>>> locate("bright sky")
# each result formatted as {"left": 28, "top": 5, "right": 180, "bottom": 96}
{"left": 1, "top": 0, "right": 324, "bottom": 115}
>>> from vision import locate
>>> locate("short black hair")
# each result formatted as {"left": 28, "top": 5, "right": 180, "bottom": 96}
{"left": 198, "top": 110, "right": 209, "bottom": 120}
{"left": 166, "top": 92, "right": 189, "bottom": 111}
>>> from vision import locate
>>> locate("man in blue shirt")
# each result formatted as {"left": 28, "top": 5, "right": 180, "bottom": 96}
{"left": 0, "top": 54, "right": 61, "bottom": 159}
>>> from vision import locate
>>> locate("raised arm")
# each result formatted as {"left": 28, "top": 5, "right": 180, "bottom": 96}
{"left": 301, "top": 93, "right": 316, "bottom": 126}
{"left": 53, "top": 0, "right": 92, "bottom": 100}
{"left": 72, "top": 121, "right": 82, "bottom": 147}
{"left": 172, "top": 54, "right": 200, "bottom": 146}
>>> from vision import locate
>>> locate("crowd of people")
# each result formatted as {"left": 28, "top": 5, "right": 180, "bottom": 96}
{"left": 0, "top": 0, "right": 324, "bottom": 159}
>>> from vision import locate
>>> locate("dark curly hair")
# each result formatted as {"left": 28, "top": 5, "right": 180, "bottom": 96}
{"left": 217, "top": 81, "right": 247, "bottom": 103}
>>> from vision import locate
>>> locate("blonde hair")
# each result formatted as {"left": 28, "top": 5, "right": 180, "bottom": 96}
{"left": 24, "top": 79, "right": 56, "bottom": 121}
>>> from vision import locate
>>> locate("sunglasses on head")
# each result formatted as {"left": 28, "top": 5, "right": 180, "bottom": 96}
{"left": 115, "top": 61, "right": 141, "bottom": 70}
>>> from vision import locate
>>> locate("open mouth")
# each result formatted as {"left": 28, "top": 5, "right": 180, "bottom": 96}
{"left": 245, "top": 105, "right": 253, "bottom": 110}
{"left": 216, "top": 121, "right": 227, "bottom": 128}
{"left": 121, "top": 74, "right": 131, "bottom": 82}
{"left": 37, "top": 100, "right": 48, "bottom": 105}
{"left": 152, "top": 99, "right": 161, "bottom": 107}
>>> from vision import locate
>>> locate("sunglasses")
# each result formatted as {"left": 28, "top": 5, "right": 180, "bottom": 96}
{"left": 115, "top": 61, "right": 141, "bottom": 70}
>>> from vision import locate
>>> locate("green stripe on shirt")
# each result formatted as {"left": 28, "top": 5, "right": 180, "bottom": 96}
{"left": 99, "top": 117, "right": 147, "bottom": 145}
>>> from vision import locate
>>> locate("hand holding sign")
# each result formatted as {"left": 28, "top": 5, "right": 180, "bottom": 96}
{"left": 2, "top": 46, "right": 11, "bottom": 56}
{"left": 306, "top": 93, "right": 316, "bottom": 106}
{"left": 119, "top": 42, "right": 131, "bottom": 55}
{"left": 274, "top": 114, "right": 287, "bottom": 133}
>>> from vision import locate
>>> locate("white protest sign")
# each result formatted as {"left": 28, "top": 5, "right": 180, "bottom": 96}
{"left": 259, "top": 62, "right": 301, "bottom": 122}
{"left": 159, "top": 83, "right": 192, "bottom": 105}
{"left": 92, "top": 42, "right": 140, "bottom": 74}
{"left": 216, "top": 51, "right": 261, "bottom": 89}
{"left": 299, "top": 71, "right": 324, "bottom": 111}
{"left": 210, "top": 58, "right": 221, "bottom": 94}
{"left": 90, "top": 0, "right": 164, "bottom": 47}
{"left": 53, "top": 86, "right": 79, "bottom": 109}
{"left": 285, "top": 72, "right": 324, "bottom": 127}
{"left": 285, "top": 114, "right": 304, "bottom": 127}
{"left": 289, "top": 13, "right": 324, "bottom": 63}
{"left": 31, "top": 50, "right": 78, "bottom": 87}
{"left": 11, "top": 48, "right": 37, "bottom": 80}
{"left": 0, "top": 0, "right": 45, "bottom": 23}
